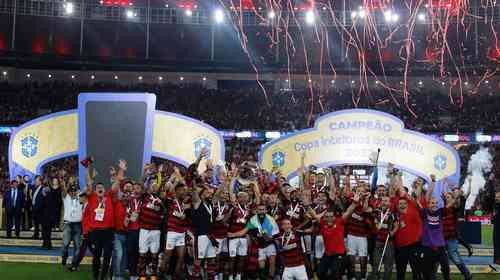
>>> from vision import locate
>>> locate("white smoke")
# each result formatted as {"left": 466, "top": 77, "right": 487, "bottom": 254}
{"left": 463, "top": 146, "right": 493, "bottom": 209}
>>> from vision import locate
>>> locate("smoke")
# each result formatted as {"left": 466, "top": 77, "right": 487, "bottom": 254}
{"left": 463, "top": 146, "right": 493, "bottom": 209}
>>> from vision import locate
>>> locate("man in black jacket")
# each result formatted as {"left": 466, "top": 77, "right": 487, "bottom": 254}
{"left": 31, "top": 175, "right": 45, "bottom": 239}
{"left": 3, "top": 180, "right": 25, "bottom": 238}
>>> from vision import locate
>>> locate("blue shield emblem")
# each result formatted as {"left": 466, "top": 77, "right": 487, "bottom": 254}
{"left": 434, "top": 155, "right": 447, "bottom": 171}
{"left": 21, "top": 135, "right": 38, "bottom": 158}
{"left": 194, "top": 138, "right": 212, "bottom": 159}
{"left": 272, "top": 151, "right": 285, "bottom": 167}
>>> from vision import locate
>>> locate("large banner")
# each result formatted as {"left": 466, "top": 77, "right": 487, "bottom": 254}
{"left": 259, "top": 109, "right": 460, "bottom": 184}
{"left": 9, "top": 94, "right": 225, "bottom": 188}
{"left": 152, "top": 111, "right": 225, "bottom": 167}
{"left": 9, "top": 110, "right": 78, "bottom": 180}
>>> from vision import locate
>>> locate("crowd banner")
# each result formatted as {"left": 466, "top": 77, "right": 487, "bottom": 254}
{"left": 9, "top": 93, "right": 225, "bottom": 188}
{"left": 259, "top": 109, "right": 460, "bottom": 186}
{"left": 8, "top": 110, "right": 78, "bottom": 180}
{"left": 151, "top": 111, "right": 225, "bottom": 171}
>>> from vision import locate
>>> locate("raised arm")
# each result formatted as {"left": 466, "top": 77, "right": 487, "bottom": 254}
{"left": 464, "top": 176, "right": 472, "bottom": 199}
{"left": 111, "top": 159, "right": 127, "bottom": 194}
{"left": 298, "top": 152, "right": 306, "bottom": 189}
{"left": 342, "top": 166, "right": 353, "bottom": 196}
{"left": 342, "top": 195, "right": 359, "bottom": 222}
{"left": 425, "top": 174, "right": 436, "bottom": 204}
{"left": 306, "top": 206, "right": 323, "bottom": 223}
{"left": 252, "top": 182, "right": 261, "bottom": 205}
{"left": 61, "top": 176, "right": 68, "bottom": 198}
{"left": 86, "top": 164, "right": 96, "bottom": 190}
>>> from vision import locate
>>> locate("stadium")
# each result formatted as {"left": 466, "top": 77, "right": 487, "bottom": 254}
{"left": 0, "top": 0, "right": 499, "bottom": 280}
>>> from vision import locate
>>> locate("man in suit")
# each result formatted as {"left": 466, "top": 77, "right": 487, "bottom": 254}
{"left": 22, "top": 175, "right": 33, "bottom": 231}
{"left": 31, "top": 175, "right": 44, "bottom": 239}
{"left": 3, "top": 180, "right": 25, "bottom": 238}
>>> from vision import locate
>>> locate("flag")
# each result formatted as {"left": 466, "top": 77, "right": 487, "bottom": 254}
{"left": 371, "top": 167, "right": 379, "bottom": 191}
{"left": 247, "top": 214, "right": 279, "bottom": 236}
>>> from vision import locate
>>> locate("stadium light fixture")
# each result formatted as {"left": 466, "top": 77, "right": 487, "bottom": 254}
{"left": 418, "top": 80, "right": 423, "bottom": 86}
{"left": 476, "top": 134, "right": 492, "bottom": 142}
{"left": 214, "top": 9, "right": 224, "bottom": 24}
{"left": 351, "top": 80, "right": 355, "bottom": 84}
{"left": 331, "top": 80, "right": 335, "bottom": 84}
{"left": 48, "top": 74, "right": 52, "bottom": 79}
{"left": 308, "top": 79, "right": 312, "bottom": 83}
{"left": 236, "top": 131, "right": 252, "bottom": 138}
{"left": 441, "top": 81, "right": 446, "bottom": 86}
{"left": 91, "top": 75, "right": 95, "bottom": 80}
{"left": 444, "top": 135, "right": 459, "bottom": 142}
{"left": 2, "top": 71, "right": 6, "bottom": 76}
{"left": 114, "top": 75, "right": 118, "bottom": 80}
{"left": 268, "top": 10, "right": 276, "bottom": 19}
{"left": 64, "top": 2, "right": 74, "bottom": 15}
{"left": 138, "top": 76, "right": 143, "bottom": 81}
{"left": 71, "top": 75, "right": 75, "bottom": 79}
{"left": 185, "top": 9, "right": 192, "bottom": 16}
{"left": 180, "top": 76, "right": 185, "bottom": 81}
{"left": 305, "top": 10, "right": 315, "bottom": 25}
{"left": 285, "top": 79, "right": 289, "bottom": 83}
{"left": 384, "top": 11, "right": 392, "bottom": 22}
{"left": 384, "top": 10, "right": 399, "bottom": 23}
{"left": 418, "top": 13, "right": 426, "bottom": 22}
{"left": 464, "top": 81, "right": 469, "bottom": 86}
{"left": 265, "top": 131, "right": 281, "bottom": 139}
{"left": 202, "top": 77, "right": 207, "bottom": 81}
{"left": 158, "top": 76, "right": 163, "bottom": 81}
{"left": 358, "top": 9, "right": 366, "bottom": 19}
{"left": 26, "top": 73, "right": 31, "bottom": 78}
{"left": 485, "top": 80, "right": 489, "bottom": 84}
{"left": 126, "top": 9, "right": 136, "bottom": 19}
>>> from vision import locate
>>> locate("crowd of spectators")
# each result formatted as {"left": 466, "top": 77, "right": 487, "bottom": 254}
{"left": 0, "top": 80, "right": 500, "bottom": 132}
{"left": 1, "top": 79, "right": 500, "bottom": 229}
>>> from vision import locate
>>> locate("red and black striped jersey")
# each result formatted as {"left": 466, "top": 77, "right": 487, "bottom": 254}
{"left": 282, "top": 202, "right": 305, "bottom": 228}
{"left": 310, "top": 184, "right": 328, "bottom": 198}
{"left": 126, "top": 197, "right": 142, "bottom": 231}
{"left": 443, "top": 207, "right": 458, "bottom": 240}
{"left": 312, "top": 202, "right": 331, "bottom": 235}
{"left": 211, "top": 202, "right": 232, "bottom": 238}
{"left": 347, "top": 207, "right": 372, "bottom": 237}
{"left": 373, "top": 209, "right": 395, "bottom": 242}
{"left": 278, "top": 231, "right": 305, "bottom": 267}
{"left": 166, "top": 197, "right": 189, "bottom": 233}
{"left": 228, "top": 204, "right": 249, "bottom": 233}
{"left": 139, "top": 193, "right": 164, "bottom": 230}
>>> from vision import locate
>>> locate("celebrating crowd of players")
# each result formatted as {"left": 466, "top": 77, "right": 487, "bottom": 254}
{"left": 53, "top": 149, "right": 476, "bottom": 280}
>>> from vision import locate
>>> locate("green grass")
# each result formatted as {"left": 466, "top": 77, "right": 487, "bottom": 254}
{"left": 482, "top": 224, "right": 494, "bottom": 247}
{"left": 0, "top": 263, "right": 93, "bottom": 279}
{"left": 0, "top": 263, "right": 497, "bottom": 280}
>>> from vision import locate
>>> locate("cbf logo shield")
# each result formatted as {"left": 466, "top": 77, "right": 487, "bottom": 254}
{"left": 434, "top": 154, "right": 447, "bottom": 171}
{"left": 272, "top": 151, "right": 285, "bottom": 167}
{"left": 194, "top": 137, "right": 212, "bottom": 159}
{"left": 21, "top": 134, "right": 39, "bottom": 158}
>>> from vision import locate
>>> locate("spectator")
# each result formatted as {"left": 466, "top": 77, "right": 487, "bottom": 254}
{"left": 3, "top": 180, "right": 24, "bottom": 238}
{"left": 31, "top": 175, "right": 44, "bottom": 239}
